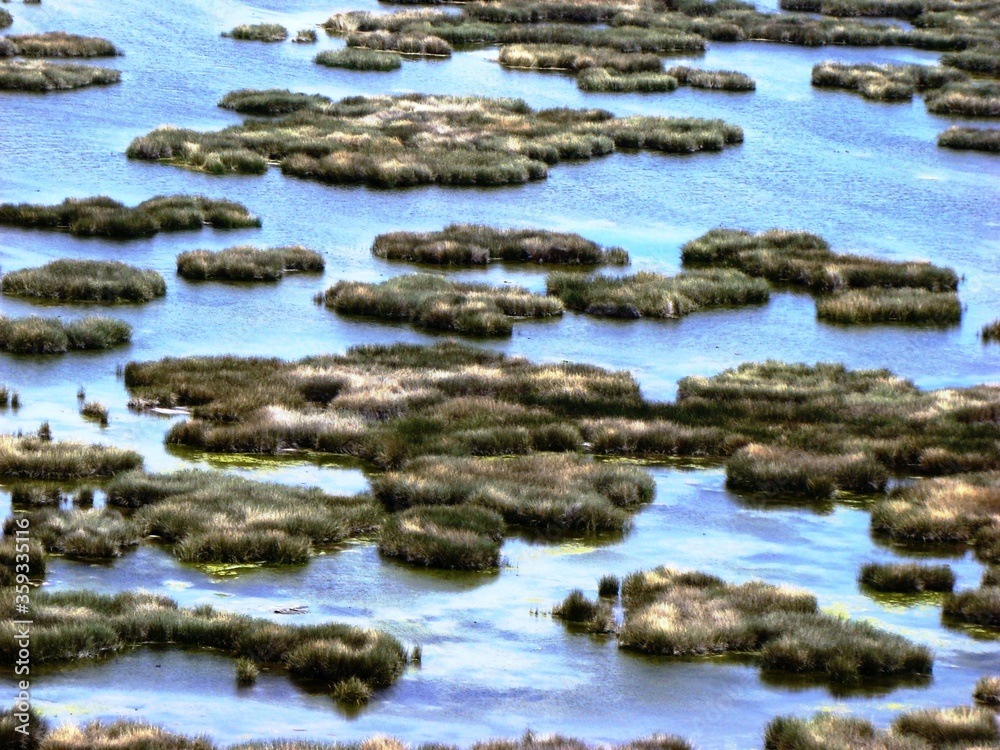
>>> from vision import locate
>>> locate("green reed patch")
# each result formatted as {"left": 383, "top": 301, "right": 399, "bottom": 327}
{"left": 0, "top": 60, "right": 120, "bottom": 91}
{"left": 0, "top": 195, "right": 260, "bottom": 238}
{"left": 0, "top": 32, "right": 120, "bottom": 58}
{"left": 223, "top": 24, "right": 288, "bottom": 42}
{"left": 858, "top": 562, "right": 956, "bottom": 593}
{"left": 546, "top": 269, "right": 769, "bottom": 320}
{"left": 0, "top": 434, "right": 142, "bottom": 479}
{"left": 0, "top": 315, "right": 131, "bottom": 354}
{"left": 314, "top": 48, "right": 402, "bottom": 71}
{"left": 938, "top": 126, "right": 1000, "bottom": 152}
{"left": 2, "top": 260, "right": 166, "bottom": 303}
{"left": 127, "top": 92, "right": 742, "bottom": 187}
{"left": 725, "top": 443, "right": 888, "bottom": 497}
{"left": 176, "top": 245, "right": 324, "bottom": 281}
{"left": 379, "top": 504, "right": 505, "bottom": 570}
{"left": 816, "top": 288, "right": 962, "bottom": 325}
{"left": 323, "top": 274, "right": 563, "bottom": 336}
{"left": 373, "top": 224, "right": 629, "bottom": 266}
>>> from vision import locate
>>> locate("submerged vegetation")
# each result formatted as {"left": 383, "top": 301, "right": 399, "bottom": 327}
{"left": 0, "top": 433, "right": 142, "bottom": 479}
{"left": 2, "top": 260, "right": 166, "bottom": 303}
{"left": 0, "top": 315, "right": 131, "bottom": 354}
{"left": 314, "top": 48, "right": 402, "bottom": 71}
{"left": 0, "top": 195, "right": 261, "bottom": 238}
{"left": 0, "top": 32, "right": 120, "bottom": 58}
{"left": 372, "top": 224, "right": 629, "bottom": 266}
{"left": 322, "top": 274, "right": 563, "bottom": 336}
{"left": 858, "top": 562, "right": 956, "bottom": 592}
{"left": 128, "top": 92, "right": 743, "bottom": 187}
{"left": 938, "top": 126, "right": 1000, "bottom": 152}
{"left": 176, "top": 245, "right": 324, "bottom": 281}
{"left": 0, "top": 60, "right": 120, "bottom": 91}
{"left": 223, "top": 24, "right": 288, "bottom": 42}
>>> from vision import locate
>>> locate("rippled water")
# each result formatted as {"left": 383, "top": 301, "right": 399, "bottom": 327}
{"left": 1, "top": 0, "right": 999, "bottom": 746}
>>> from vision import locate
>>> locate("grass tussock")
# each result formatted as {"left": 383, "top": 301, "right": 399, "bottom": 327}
{"left": 0, "top": 589, "right": 409, "bottom": 689}
{"left": 9, "top": 508, "right": 140, "bottom": 559}
{"left": 80, "top": 401, "right": 109, "bottom": 426}
{"left": 295, "top": 28, "right": 319, "bottom": 43}
{"left": 811, "top": 61, "right": 965, "bottom": 101}
{"left": 0, "top": 536, "right": 46, "bottom": 586}
{"left": 943, "top": 584, "right": 1000, "bottom": 626}
{"left": 725, "top": 443, "right": 888, "bottom": 497}
{"left": 235, "top": 658, "right": 259, "bottom": 685}
{"left": 666, "top": 65, "right": 755, "bottom": 90}
{"left": 925, "top": 81, "right": 1000, "bottom": 116}
{"left": 2, "top": 260, "right": 165, "bottom": 303}
{"left": 346, "top": 30, "right": 453, "bottom": 56}
{"left": 553, "top": 589, "right": 613, "bottom": 632}
{"left": 0, "top": 315, "right": 131, "bottom": 354}
{"left": 577, "top": 68, "right": 679, "bottom": 92}
{"left": 817, "top": 288, "right": 962, "bottom": 326}
{"left": 974, "top": 675, "right": 1000, "bottom": 704}
{"left": 546, "top": 269, "right": 769, "bottom": 319}
{"left": 127, "top": 92, "right": 742, "bottom": 187}
{"left": 330, "top": 676, "right": 375, "bottom": 704}
{"left": 0, "top": 434, "right": 141, "bottom": 479}
{"left": 373, "top": 224, "right": 629, "bottom": 266}
{"left": 314, "top": 48, "right": 402, "bottom": 71}
{"left": 0, "top": 60, "right": 120, "bottom": 91}
{"left": 982, "top": 320, "right": 1000, "bottom": 342}
{"left": 176, "top": 246, "right": 324, "bottom": 281}
{"left": 378, "top": 504, "right": 505, "bottom": 570}
{"left": 858, "top": 562, "right": 956, "bottom": 593}
{"left": 0, "top": 32, "right": 120, "bottom": 58}
{"left": 893, "top": 706, "right": 999, "bottom": 743}
{"left": 218, "top": 88, "right": 331, "bottom": 115}
{"left": 938, "top": 126, "right": 1000, "bottom": 152}
{"left": 223, "top": 24, "right": 288, "bottom": 42}
{"left": 324, "top": 274, "right": 563, "bottom": 336}
{"left": 0, "top": 195, "right": 260, "bottom": 237}
{"left": 498, "top": 44, "right": 664, "bottom": 73}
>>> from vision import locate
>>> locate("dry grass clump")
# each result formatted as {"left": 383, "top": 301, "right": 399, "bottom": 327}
{"left": 938, "top": 126, "right": 1000, "bottom": 152}
{"left": 816, "top": 288, "right": 961, "bottom": 325}
{"left": 323, "top": 274, "right": 563, "bottom": 336}
{"left": 0, "top": 536, "right": 46, "bottom": 587}
{"left": 0, "top": 434, "right": 141, "bottom": 479}
{"left": 10, "top": 508, "right": 140, "bottom": 559}
{"left": 811, "top": 61, "right": 965, "bottom": 101}
{"left": 576, "top": 68, "right": 678, "bottom": 92}
{"left": 0, "top": 60, "right": 120, "bottom": 91}
{"left": 374, "top": 224, "right": 629, "bottom": 266}
{"left": 546, "top": 269, "right": 769, "bottom": 319}
{"left": 315, "top": 48, "right": 402, "bottom": 71}
{"left": 80, "top": 401, "right": 109, "bottom": 426}
{"left": 346, "top": 30, "right": 452, "bottom": 56}
{"left": 498, "top": 44, "right": 663, "bottom": 72}
{"left": 379, "top": 504, "right": 505, "bottom": 569}
{"left": 726, "top": 443, "right": 888, "bottom": 497}
{"left": 0, "top": 195, "right": 260, "bottom": 237}
{"left": 176, "top": 245, "right": 324, "bottom": 281}
{"left": 0, "top": 315, "right": 131, "bottom": 354}
{"left": 0, "top": 32, "right": 120, "bottom": 58}
{"left": 295, "top": 28, "right": 319, "bottom": 43}
{"left": 2, "top": 260, "right": 165, "bottom": 303}
{"left": 127, "top": 92, "right": 743, "bottom": 187}
{"left": 858, "top": 562, "right": 956, "bottom": 592}
{"left": 667, "top": 65, "right": 755, "bottom": 90}
{"left": 925, "top": 81, "right": 1000, "bottom": 116}
{"left": 974, "top": 675, "right": 1000, "bottom": 704}
{"left": 223, "top": 24, "right": 288, "bottom": 42}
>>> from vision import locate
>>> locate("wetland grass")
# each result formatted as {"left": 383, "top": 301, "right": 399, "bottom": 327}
{"left": 218, "top": 88, "right": 331, "bottom": 115}
{"left": 938, "top": 126, "right": 1000, "bottom": 152}
{"left": 378, "top": 504, "right": 505, "bottom": 570}
{"left": 0, "top": 195, "right": 260, "bottom": 237}
{"left": 858, "top": 562, "right": 956, "bottom": 592}
{"left": 0, "top": 32, "right": 120, "bottom": 58}
{"left": 984, "top": 320, "right": 1000, "bottom": 342}
{"left": 176, "top": 245, "right": 324, "bottom": 281}
{"left": 925, "top": 81, "right": 1000, "bottom": 116}
{"left": 666, "top": 65, "right": 755, "bottom": 90}
{"left": 974, "top": 675, "right": 1000, "bottom": 704}
{"left": 0, "top": 9, "right": 9, "bottom": 28}
{"left": 330, "top": 676, "right": 375, "bottom": 705}
{"left": 128, "top": 92, "right": 742, "bottom": 187}
{"left": 294, "top": 29, "right": 319, "bottom": 43}
{"left": 943, "top": 584, "right": 1000, "bottom": 626}
{"left": 11, "top": 508, "right": 141, "bottom": 559}
{"left": 2, "top": 260, "right": 165, "bottom": 303}
{"left": 323, "top": 274, "right": 563, "bottom": 336}
{"left": 497, "top": 44, "right": 664, "bottom": 73}
{"left": 0, "top": 60, "right": 120, "bottom": 91}
{"left": 314, "top": 48, "right": 402, "bottom": 71}
{"left": 0, "top": 315, "right": 131, "bottom": 354}
{"left": 577, "top": 68, "right": 679, "bottom": 92}
{"left": 0, "top": 536, "right": 45, "bottom": 585}
{"left": 346, "top": 30, "right": 453, "bottom": 56}
{"left": 810, "top": 61, "right": 965, "bottom": 101}
{"left": 80, "top": 401, "right": 109, "bottom": 425}
{"left": 725, "top": 444, "right": 888, "bottom": 497}
{"left": 546, "top": 269, "right": 769, "bottom": 319}
{"left": 0, "top": 434, "right": 141, "bottom": 479}
{"left": 373, "top": 224, "right": 629, "bottom": 265}
{"left": 223, "top": 24, "right": 288, "bottom": 42}
{"left": 235, "top": 658, "right": 260, "bottom": 685}
{"left": 816, "top": 287, "right": 962, "bottom": 325}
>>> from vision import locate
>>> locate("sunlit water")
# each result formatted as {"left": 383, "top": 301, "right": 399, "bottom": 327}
{"left": 1, "top": 0, "right": 999, "bottom": 746}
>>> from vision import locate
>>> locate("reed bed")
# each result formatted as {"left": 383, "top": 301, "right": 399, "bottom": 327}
{"left": 858, "top": 562, "right": 956, "bottom": 592}
{"left": 0, "top": 385, "right": 20, "bottom": 408}
{"left": 942, "top": 47, "right": 1000, "bottom": 77}
{"left": 379, "top": 504, "right": 505, "bottom": 569}
{"left": 0, "top": 315, "right": 131, "bottom": 354}
{"left": 553, "top": 589, "right": 613, "bottom": 632}
{"left": 816, "top": 288, "right": 962, "bottom": 325}
{"left": 983, "top": 319, "right": 1000, "bottom": 342}
{"left": 294, "top": 29, "right": 319, "bottom": 43}
{"left": 811, "top": 61, "right": 965, "bottom": 101}
{"left": 0, "top": 9, "right": 10, "bottom": 29}
{"left": 218, "top": 88, "right": 331, "bottom": 115}
{"left": 974, "top": 675, "right": 1000, "bottom": 704}
{"left": 0, "top": 195, "right": 260, "bottom": 237}
{"left": 372, "top": 224, "right": 629, "bottom": 266}
{"left": 127, "top": 92, "right": 743, "bottom": 187}
{"left": 0, "top": 536, "right": 45, "bottom": 586}
{"left": 346, "top": 30, "right": 453, "bottom": 56}
{"left": 0, "top": 589, "right": 409, "bottom": 688}
{"left": 12, "top": 508, "right": 140, "bottom": 559}
{"left": 323, "top": 274, "right": 563, "bottom": 336}
{"left": 0, "top": 32, "right": 120, "bottom": 57}
{"left": 223, "top": 24, "right": 288, "bottom": 42}
{"left": 666, "top": 65, "right": 755, "bottom": 90}
{"left": 938, "top": 126, "right": 1000, "bottom": 152}
{"left": 314, "top": 48, "right": 402, "bottom": 71}
{"left": 725, "top": 443, "right": 888, "bottom": 497}
{"left": 2, "top": 260, "right": 166, "bottom": 303}
{"left": 0, "top": 434, "right": 142, "bottom": 479}
{"left": 497, "top": 44, "right": 664, "bottom": 73}
{"left": 546, "top": 269, "right": 769, "bottom": 319}
{"left": 0, "top": 60, "right": 120, "bottom": 91}
{"left": 925, "top": 81, "right": 1000, "bottom": 116}
{"left": 577, "top": 68, "right": 678, "bottom": 92}
{"left": 176, "top": 245, "right": 324, "bottom": 281}
{"left": 944, "top": 584, "right": 1000, "bottom": 626}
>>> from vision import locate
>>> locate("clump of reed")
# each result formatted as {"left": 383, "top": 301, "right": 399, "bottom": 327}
{"left": 666, "top": 65, "right": 755, "bottom": 90}
{"left": 942, "top": 47, "right": 1000, "bottom": 77}
{"left": 0, "top": 536, "right": 46, "bottom": 586}
{"left": 330, "top": 676, "right": 375, "bottom": 705}
{"left": 0, "top": 9, "right": 10, "bottom": 29}
{"left": 938, "top": 126, "right": 1000, "bottom": 152}
{"left": 218, "top": 88, "right": 331, "bottom": 115}
{"left": 323, "top": 274, "right": 563, "bottom": 336}
{"left": 0, "top": 60, "right": 120, "bottom": 91}
{"left": 176, "top": 245, "right": 324, "bottom": 281}
{"left": 294, "top": 29, "right": 319, "bottom": 43}
{"left": 223, "top": 24, "right": 288, "bottom": 42}
{"left": 0, "top": 434, "right": 142, "bottom": 479}
{"left": 982, "top": 320, "right": 1000, "bottom": 342}
{"left": 546, "top": 269, "right": 769, "bottom": 320}
{"left": 235, "top": 658, "right": 260, "bottom": 685}
{"left": 0, "top": 195, "right": 260, "bottom": 237}
{"left": 9, "top": 508, "right": 140, "bottom": 558}
{"left": 0, "top": 315, "right": 131, "bottom": 354}
{"left": 104, "top": 469, "right": 381, "bottom": 564}
{"left": 0, "top": 706, "right": 47, "bottom": 750}
{"left": 127, "top": 92, "right": 743, "bottom": 187}
{"left": 599, "top": 574, "right": 621, "bottom": 597}
{"left": 725, "top": 443, "right": 888, "bottom": 497}
{"left": 858, "top": 562, "right": 956, "bottom": 592}
{"left": 2, "top": 260, "right": 165, "bottom": 303}
{"left": 615, "top": 567, "right": 932, "bottom": 683}
{"left": 811, "top": 61, "right": 964, "bottom": 101}
{"left": 925, "top": 81, "right": 1000, "bottom": 116}
{"left": 0, "top": 589, "right": 410, "bottom": 689}
{"left": 81, "top": 401, "right": 109, "bottom": 425}
{"left": 553, "top": 589, "right": 614, "bottom": 632}
{"left": 681, "top": 228, "right": 959, "bottom": 292}
{"left": 944, "top": 584, "right": 1000, "bottom": 626}
{"left": 893, "top": 706, "right": 999, "bottom": 743}
{"left": 347, "top": 30, "right": 452, "bottom": 56}
{"left": 314, "top": 48, "right": 402, "bottom": 71}
{"left": 378, "top": 504, "right": 505, "bottom": 570}
{"left": 974, "top": 675, "right": 1000, "bottom": 704}
{"left": 577, "top": 68, "right": 679, "bottom": 92}
{"left": 498, "top": 44, "right": 663, "bottom": 73}
{"left": 817, "top": 288, "right": 962, "bottom": 325}
{"left": 0, "top": 32, "right": 120, "bottom": 57}
{"left": 0, "top": 385, "right": 20, "bottom": 408}
{"left": 373, "top": 224, "right": 629, "bottom": 266}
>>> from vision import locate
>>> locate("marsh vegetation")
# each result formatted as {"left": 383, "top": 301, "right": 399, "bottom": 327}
{"left": 2, "top": 260, "right": 166, "bottom": 303}
{"left": 176, "top": 246, "right": 324, "bottom": 281}
{"left": 0, "top": 60, "right": 120, "bottom": 91}
{"left": 314, "top": 48, "right": 402, "bottom": 71}
{"left": 816, "top": 288, "right": 962, "bottom": 325}
{"left": 0, "top": 315, "right": 131, "bottom": 354}
{"left": 223, "top": 24, "right": 288, "bottom": 42}
{"left": 858, "top": 562, "right": 956, "bottom": 592}
{"left": 0, "top": 433, "right": 142, "bottom": 479}
{"left": 938, "top": 126, "right": 1000, "bottom": 152}
{"left": 0, "top": 32, "right": 120, "bottom": 58}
